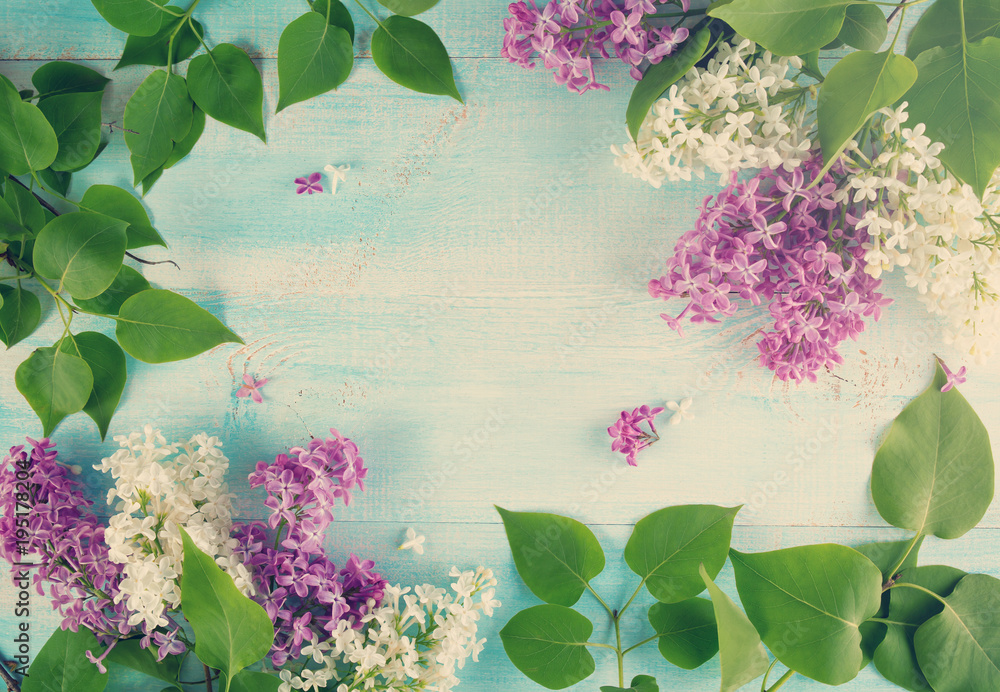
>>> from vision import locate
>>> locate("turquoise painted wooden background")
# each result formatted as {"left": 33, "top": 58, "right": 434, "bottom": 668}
{"left": 1, "top": 2, "right": 997, "bottom": 690}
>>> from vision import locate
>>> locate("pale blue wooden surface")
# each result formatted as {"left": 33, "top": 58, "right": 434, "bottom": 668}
{"left": 1, "top": 2, "right": 998, "bottom": 691}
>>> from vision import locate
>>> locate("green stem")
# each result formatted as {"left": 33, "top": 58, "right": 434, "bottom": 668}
{"left": 614, "top": 613, "right": 624, "bottom": 688}
{"left": 886, "top": 581, "right": 950, "bottom": 606}
{"left": 616, "top": 581, "right": 646, "bottom": 620}
{"left": 585, "top": 583, "right": 615, "bottom": 617}
{"left": 867, "top": 616, "right": 917, "bottom": 627}
{"left": 765, "top": 669, "right": 796, "bottom": 692}
{"left": 0, "top": 274, "right": 31, "bottom": 281}
{"left": 885, "top": 533, "right": 922, "bottom": 584}
{"left": 352, "top": 0, "right": 387, "bottom": 30}
{"left": 167, "top": 0, "right": 202, "bottom": 72}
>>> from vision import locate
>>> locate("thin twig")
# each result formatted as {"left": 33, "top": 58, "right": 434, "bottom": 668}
{"left": 125, "top": 252, "right": 181, "bottom": 271}
{"left": 204, "top": 664, "right": 213, "bottom": 692}
{"left": 0, "top": 659, "right": 20, "bottom": 692}
{"left": 887, "top": 0, "right": 910, "bottom": 23}
{"left": 103, "top": 120, "right": 139, "bottom": 135}
{"left": 8, "top": 176, "right": 58, "bottom": 216}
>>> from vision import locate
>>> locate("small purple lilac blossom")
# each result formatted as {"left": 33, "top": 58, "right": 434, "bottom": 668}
{"left": 608, "top": 405, "right": 665, "bottom": 466}
{"left": 295, "top": 172, "right": 323, "bottom": 195}
{"left": 231, "top": 429, "right": 386, "bottom": 666}
{"left": 937, "top": 357, "right": 967, "bottom": 392}
{"left": 236, "top": 374, "right": 268, "bottom": 403}
{"left": 0, "top": 439, "right": 137, "bottom": 646}
{"left": 649, "top": 155, "right": 891, "bottom": 383}
{"left": 502, "top": 0, "right": 692, "bottom": 93}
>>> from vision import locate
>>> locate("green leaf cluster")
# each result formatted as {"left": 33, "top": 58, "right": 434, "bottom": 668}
{"left": 0, "top": 62, "right": 242, "bottom": 438}
{"left": 20, "top": 531, "right": 278, "bottom": 692}
{"left": 499, "top": 362, "right": 998, "bottom": 691}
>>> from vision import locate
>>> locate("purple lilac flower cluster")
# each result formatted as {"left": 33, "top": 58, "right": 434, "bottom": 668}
{"left": 232, "top": 430, "right": 386, "bottom": 666}
{"left": 608, "top": 405, "right": 665, "bottom": 465}
{"left": 649, "top": 155, "right": 892, "bottom": 383}
{"left": 0, "top": 439, "right": 134, "bottom": 644}
{"left": 502, "top": 0, "right": 693, "bottom": 93}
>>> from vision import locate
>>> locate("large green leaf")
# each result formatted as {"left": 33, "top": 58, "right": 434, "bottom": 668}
{"left": 116, "top": 8, "right": 204, "bottom": 69}
{"left": 496, "top": 506, "right": 605, "bottom": 607}
{"left": 905, "top": 36, "right": 1000, "bottom": 198}
{"left": 708, "top": 0, "right": 857, "bottom": 55}
{"left": 873, "top": 565, "right": 966, "bottom": 692}
{"left": 626, "top": 27, "right": 711, "bottom": 141}
{"left": 499, "top": 605, "right": 596, "bottom": 690}
{"left": 276, "top": 11, "right": 354, "bottom": 113}
{"left": 0, "top": 79, "right": 58, "bottom": 175}
{"left": 31, "top": 62, "right": 110, "bottom": 99}
{"left": 123, "top": 70, "right": 194, "bottom": 185}
{"left": 0, "top": 195, "right": 29, "bottom": 241}
{"left": 116, "top": 289, "right": 242, "bottom": 363}
{"left": 731, "top": 544, "right": 883, "bottom": 685}
{"left": 38, "top": 91, "right": 104, "bottom": 172}
{"left": 906, "top": 0, "right": 1000, "bottom": 59}
{"left": 4, "top": 179, "right": 46, "bottom": 232}
{"left": 647, "top": 597, "right": 719, "bottom": 670}
{"left": 371, "top": 16, "right": 461, "bottom": 102}
{"left": 0, "top": 284, "right": 41, "bottom": 348}
{"left": 700, "top": 564, "right": 770, "bottom": 692}
{"left": 187, "top": 44, "right": 266, "bottom": 141}
{"left": 141, "top": 105, "right": 206, "bottom": 195}
{"left": 818, "top": 49, "right": 917, "bottom": 166}
{"left": 33, "top": 212, "right": 127, "bottom": 300}
{"left": 59, "top": 332, "right": 126, "bottom": 439}
{"left": 22, "top": 626, "right": 108, "bottom": 692}
{"left": 74, "top": 265, "right": 151, "bottom": 316}
{"left": 837, "top": 3, "right": 887, "bottom": 51}
{"left": 180, "top": 527, "right": 274, "bottom": 692}
{"left": 601, "top": 676, "right": 659, "bottom": 692}
{"left": 80, "top": 184, "right": 165, "bottom": 249}
{"left": 106, "top": 638, "right": 182, "bottom": 688}
{"left": 15, "top": 345, "right": 94, "bottom": 436}
{"left": 871, "top": 362, "right": 994, "bottom": 539}
{"left": 376, "top": 0, "right": 440, "bottom": 15}
{"left": 624, "top": 505, "right": 738, "bottom": 603}
{"left": 90, "top": 0, "right": 169, "bottom": 36}
{"left": 914, "top": 574, "right": 1000, "bottom": 692}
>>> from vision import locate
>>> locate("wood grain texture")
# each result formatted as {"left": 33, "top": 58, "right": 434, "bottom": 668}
{"left": 1, "top": 2, "right": 997, "bottom": 691}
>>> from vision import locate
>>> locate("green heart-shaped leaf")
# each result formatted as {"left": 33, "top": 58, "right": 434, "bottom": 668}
{"left": 817, "top": 49, "right": 917, "bottom": 167}
{"left": 90, "top": 0, "right": 169, "bottom": 36}
{"left": 496, "top": 506, "right": 605, "bottom": 607}
{"left": 180, "top": 527, "right": 274, "bottom": 692}
{"left": 647, "top": 597, "right": 719, "bottom": 670}
{"left": 59, "top": 332, "right": 127, "bottom": 439}
{"left": 905, "top": 36, "right": 1000, "bottom": 198}
{"left": 22, "top": 626, "right": 108, "bottom": 692}
{"left": 80, "top": 183, "right": 165, "bottom": 249}
{"left": 731, "top": 544, "right": 883, "bottom": 685}
{"left": 837, "top": 3, "right": 887, "bottom": 51}
{"left": 116, "top": 288, "right": 243, "bottom": 363}
{"left": 626, "top": 27, "right": 712, "bottom": 141}
{"left": 38, "top": 91, "right": 104, "bottom": 172}
{"left": 371, "top": 15, "right": 461, "bottom": 102}
{"left": 141, "top": 105, "right": 206, "bottom": 195}
{"left": 708, "top": 0, "right": 857, "bottom": 55}
{"left": 33, "top": 211, "right": 127, "bottom": 300}
{"left": 871, "top": 362, "right": 994, "bottom": 539}
{"left": 0, "top": 284, "right": 41, "bottom": 348}
{"left": 624, "top": 504, "right": 739, "bottom": 603}
{"left": 913, "top": 574, "right": 1000, "bottom": 692}
{"left": 124, "top": 69, "right": 194, "bottom": 185}
{"left": 500, "top": 604, "right": 596, "bottom": 690}
{"left": 276, "top": 11, "right": 354, "bottom": 113}
{"left": 873, "top": 565, "right": 966, "bottom": 692}
{"left": 0, "top": 79, "right": 58, "bottom": 175}
{"left": 16, "top": 344, "right": 94, "bottom": 436}
{"left": 187, "top": 44, "right": 266, "bottom": 141}
{"left": 700, "top": 564, "right": 770, "bottom": 692}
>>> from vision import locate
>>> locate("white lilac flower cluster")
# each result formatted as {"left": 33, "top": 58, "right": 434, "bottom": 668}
{"left": 277, "top": 566, "right": 500, "bottom": 692}
{"left": 846, "top": 104, "right": 1000, "bottom": 360}
{"left": 94, "top": 426, "right": 252, "bottom": 630}
{"left": 611, "top": 38, "right": 813, "bottom": 187}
